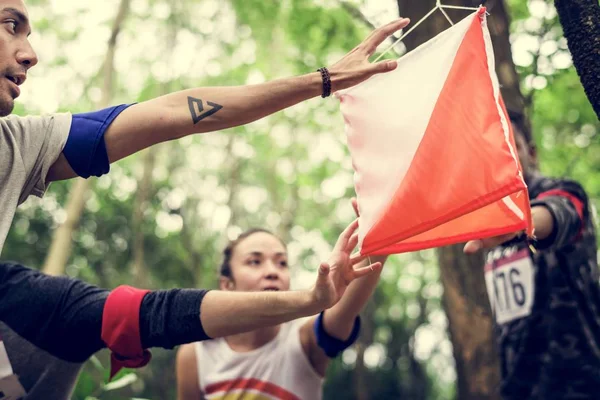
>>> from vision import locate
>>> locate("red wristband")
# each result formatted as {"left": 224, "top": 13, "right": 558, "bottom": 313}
{"left": 102, "top": 285, "right": 152, "bottom": 379}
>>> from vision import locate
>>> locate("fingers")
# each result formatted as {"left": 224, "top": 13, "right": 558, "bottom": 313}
{"left": 338, "top": 218, "right": 359, "bottom": 245}
{"left": 463, "top": 233, "right": 520, "bottom": 254}
{"left": 353, "top": 262, "right": 383, "bottom": 279}
{"left": 350, "top": 252, "right": 366, "bottom": 265}
{"left": 463, "top": 240, "right": 484, "bottom": 254}
{"left": 371, "top": 59, "right": 398, "bottom": 74}
{"left": 363, "top": 18, "right": 410, "bottom": 56}
{"left": 348, "top": 232, "right": 359, "bottom": 252}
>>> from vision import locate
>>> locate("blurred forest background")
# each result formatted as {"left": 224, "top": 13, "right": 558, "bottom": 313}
{"left": 4, "top": 0, "right": 598, "bottom": 399}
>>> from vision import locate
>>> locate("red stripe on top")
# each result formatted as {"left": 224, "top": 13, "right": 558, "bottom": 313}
{"left": 205, "top": 378, "right": 300, "bottom": 400}
{"left": 537, "top": 190, "right": 584, "bottom": 222}
{"left": 537, "top": 189, "right": 585, "bottom": 240}
{"left": 484, "top": 248, "right": 529, "bottom": 272}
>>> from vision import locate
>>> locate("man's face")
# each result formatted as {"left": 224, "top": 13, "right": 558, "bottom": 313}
{"left": 0, "top": 0, "right": 36, "bottom": 116}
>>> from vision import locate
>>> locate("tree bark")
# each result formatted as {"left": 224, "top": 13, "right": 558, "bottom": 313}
{"left": 129, "top": 13, "right": 180, "bottom": 288}
{"left": 554, "top": 0, "right": 600, "bottom": 119}
{"left": 42, "top": 0, "right": 131, "bottom": 276}
{"left": 353, "top": 299, "right": 376, "bottom": 400}
{"left": 130, "top": 147, "right": 156, "bottom": 287}
{"left": 42, "top": 178, "right": 89, "bottom": 276}
{"left": 438, "top": 246, "right": 499, "bottom": 400}
{"left": 394, "top": 1, "right": 528, "bottom": 398}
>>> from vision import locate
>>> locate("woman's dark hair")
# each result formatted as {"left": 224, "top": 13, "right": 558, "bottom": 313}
{"left": 507, "top": 108, "right": 534, "bottom": 148}
{"left": 219, "top": 228, "right": 286, "bottom": 278}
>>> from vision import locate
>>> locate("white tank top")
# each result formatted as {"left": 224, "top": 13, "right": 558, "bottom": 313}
{"left": 195, "top": 320, "right": 323, "bottom": 400}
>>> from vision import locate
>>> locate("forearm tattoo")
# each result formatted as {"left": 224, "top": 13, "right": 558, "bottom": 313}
{"left": 187, "top": 96, "right": 223, "bottom": 124}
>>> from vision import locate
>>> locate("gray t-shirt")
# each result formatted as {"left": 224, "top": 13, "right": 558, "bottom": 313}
{"left": 0, "top": 113, "right": 83, "bottom": 399}
{"left": 0, "top": 323, "right": 83, "bottom": 400}
{"left": 0, "top": 113, "right": 71, "bottom": 253}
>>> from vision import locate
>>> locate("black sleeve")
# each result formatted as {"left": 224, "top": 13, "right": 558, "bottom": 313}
{"left": 0, "top": 261, "right": 108, "bottom": 363}
{"left": 531, "top": 180, "right": 588, "bottom": 250}
{"left": 554, "top": 0, "right": 600, "bottom": 119}
{"left": 0, "top": 262, "right": 212, "bottom": 363}
{"left": 139, "top": 288, "right": 211, "bottom": 349}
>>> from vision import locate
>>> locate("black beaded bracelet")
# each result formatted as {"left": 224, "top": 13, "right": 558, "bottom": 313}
{"left": 317, "top": 67, "right": 331, "bottom": 98}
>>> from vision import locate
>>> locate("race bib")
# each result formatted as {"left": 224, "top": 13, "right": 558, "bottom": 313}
{"left": 484, "top": 248, "right": 535, "bottom": 325}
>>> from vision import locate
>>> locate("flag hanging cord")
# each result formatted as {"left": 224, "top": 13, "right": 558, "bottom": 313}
{"left": 374, "top": 2, "right": 483, "bottom": 62}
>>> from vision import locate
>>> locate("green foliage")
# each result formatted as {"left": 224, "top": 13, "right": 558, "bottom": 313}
{"left": 5, "top": 0, "right": 599, "bottom": 399}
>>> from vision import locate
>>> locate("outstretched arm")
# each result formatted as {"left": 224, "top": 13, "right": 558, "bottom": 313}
{"left": 0, "top": 219, "right": 379, "bottom": 369}
{"left": 464, "top": 179, "right": 587, "bottom": 253}
{"left": 46, "top": 18, "right": 410, "bottom": 182}
{"left": 300, "top": 198, "right": 387, "bottom": 376}
{"left": 200, "top": 219, "right": 381, "bottom": 338}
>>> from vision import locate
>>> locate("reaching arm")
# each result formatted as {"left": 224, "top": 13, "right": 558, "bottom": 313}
{"left": 464, "top": 180, "right": 587, "bottom": 253}
{"left": 320, "top": 256, "right": 385, "bottom": 339}
{"left": 300, "top": 198, "right": 386, "bottom": 375}
{"left": 200, "top": 218, "right": 381, "bottom": 338}
{"left": 463, "top": 205, "right": 554, "bottom": 253}
{"left": 200, "top": 290, "right": 322, "bottom": 338}
{"left": 300, "top": 256, "right": 385, "bottom": 376}
{"left": 0, "top": 219, "right": 379, "bottom": 373}
{"left": 46, "top": 18, "right": 410, "bottom": 182}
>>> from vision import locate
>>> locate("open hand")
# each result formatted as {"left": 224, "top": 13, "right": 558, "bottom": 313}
{"left": 311, "top": 219, "right": 382, "bottom": 309}
{"left": 328, "top": 18, "right": 410, "bottom": 92}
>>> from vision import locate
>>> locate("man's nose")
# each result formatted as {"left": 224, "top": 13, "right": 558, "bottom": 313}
{"left": 16, "top": 40, "right": 38, "bottom": 70}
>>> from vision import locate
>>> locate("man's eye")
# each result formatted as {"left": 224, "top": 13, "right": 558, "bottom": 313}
{"left": 280, "top": 261, "right": 288, "bottom": 267}
{"left": 249, "top": 259, "right": 260, "bottom": 265}
{"left": 5, "top": 21, "right": 17, "bottom": 32}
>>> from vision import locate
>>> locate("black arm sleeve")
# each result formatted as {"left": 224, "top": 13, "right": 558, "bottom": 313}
{"left": 0, "top": 262, "right": 212, "bottom": 363}
{"left": 531, "top": 180, "right": 588, "bottom": 251}
{"left": 0, "top": 261, "right": 107, "bottom": 363}
{"left": 139, "top": 288, "right": 211, "bottom": 349}
{"left": 554, "top": 0, "right": 600, "bottom": 119}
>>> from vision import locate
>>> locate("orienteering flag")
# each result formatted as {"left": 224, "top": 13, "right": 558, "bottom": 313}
{"left": 337, "top": 8, "right": 533, "bottom": 255}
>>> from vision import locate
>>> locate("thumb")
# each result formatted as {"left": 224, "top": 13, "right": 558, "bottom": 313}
{"left": 316, "top": 262, "right": 330, "bottom": 285}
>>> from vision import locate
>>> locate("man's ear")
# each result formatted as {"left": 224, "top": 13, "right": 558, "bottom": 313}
{"left": 219, "top": 276, "right": 235, "bottom": 291}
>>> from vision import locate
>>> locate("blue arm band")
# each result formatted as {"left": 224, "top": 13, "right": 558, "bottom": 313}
{"left": 63, "top": 104, "right": 133, "bottom": 178}
{"left": 313, "top": 311, "right": 361, "bottom": 358}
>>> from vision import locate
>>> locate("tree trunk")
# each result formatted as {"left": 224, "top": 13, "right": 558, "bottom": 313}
{"left": 42, "top": 178, "right": 89, "bottom": 276}
{"left": 353, "top": 298, "right": 376, "bottom": 400}
{"left": 42, "top": 0, "right": 131, "bottom": 276}
{"left": 394, "top": 1, "right": 528, "bottom": 398}
{"left": 554, "top": 0, "right": 600, "bottom": 119}
{"left": 129, "top": 14, "right": 180, "bottom": 288}
{"left": 130, "top": 147, "right": 156, "bottom": 287}
{"left": 438, "top": 246, "right": 499, "bottom": 399}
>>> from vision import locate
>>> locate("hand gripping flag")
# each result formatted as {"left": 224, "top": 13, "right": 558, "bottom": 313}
{"left": 337, "top": 8, "right": 533, "bottom": 255}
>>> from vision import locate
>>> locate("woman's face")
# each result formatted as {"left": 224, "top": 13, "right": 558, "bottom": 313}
{"left": 220, "top": 232, "right": 291, "bottom": 292}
